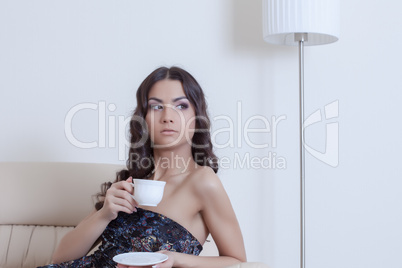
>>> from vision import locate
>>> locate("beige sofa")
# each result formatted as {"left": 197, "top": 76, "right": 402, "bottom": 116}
{"left": 0, "top": 162, "right": 269, "bottom": 268}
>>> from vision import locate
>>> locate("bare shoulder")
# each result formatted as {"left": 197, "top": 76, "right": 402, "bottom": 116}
{"left": 190, "top": 165, "right": 219, "bottom": 185}
{"left": 189, "top": 166, "right": 226, "bottom": 199}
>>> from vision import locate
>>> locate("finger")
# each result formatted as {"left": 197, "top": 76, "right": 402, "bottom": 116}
{"left": 153, "top": 262, "right": 170, "bottom": 268}
{"left": 108, "top": 194, "right": 137, "bottom": 212}
{"left": 108, "top": 202, "right": 135, "bottom": 215}
{"left": 106, "top": 192, "right": 137, "bottom": 213}
{"left": 109, "top": 178, "right": 133, "bottom": 192}
{"left": 110, "top": 181, "right": 138, "bottom": 207}
{"left": 117, "top": 189, "right": 138, "bottom": 208}
{"left": 105, "top": 188, "right": 135, "bottom": 209}
{"left": 112, "top": 180, "right": 134, "bottom": 194}
{"left": 125, "top": 178, "right": 140, "bottom": 207}
{"left": 107, "top": 186, "right": 135, "bottom": 203}
{"left": 111, "top": 188, "right": 134, "bottom": 201}
{"left": 125, "top": 181, "right": 134, "bottom": 194}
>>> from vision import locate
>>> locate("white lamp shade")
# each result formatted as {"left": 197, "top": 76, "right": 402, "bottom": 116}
{"left": 263, "top": 0, "right": 340, "bottom": 46}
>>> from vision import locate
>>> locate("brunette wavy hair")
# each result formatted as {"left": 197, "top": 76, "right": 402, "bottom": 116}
{"left": 95, "top": 66, "right": 218, "bottom": 210}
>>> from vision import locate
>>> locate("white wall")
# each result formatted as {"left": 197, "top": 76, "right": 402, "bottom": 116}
{"left": 1, "top": 0, "right": 402, "bottom": 267}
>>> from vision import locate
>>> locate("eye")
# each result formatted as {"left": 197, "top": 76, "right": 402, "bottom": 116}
{"left": 149, "top": 104, "right": 163, "bottom": 110}
{"left": 176, "top": 103, "right": 189, "bottom": 110}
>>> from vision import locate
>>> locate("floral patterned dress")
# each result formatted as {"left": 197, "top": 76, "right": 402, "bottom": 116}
{"left": 38, "top": 208, "right": 203, "bottom": 268}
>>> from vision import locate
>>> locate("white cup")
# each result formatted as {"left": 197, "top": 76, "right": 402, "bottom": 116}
{"left": 131, "top": 179, "right": 166, "bottom": 207}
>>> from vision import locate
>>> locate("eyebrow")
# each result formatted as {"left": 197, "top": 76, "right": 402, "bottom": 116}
{"left": 148, "top": 96, "right": 188, "bottom": 103}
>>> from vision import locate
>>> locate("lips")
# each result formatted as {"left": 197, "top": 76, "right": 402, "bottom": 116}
{"left": 161, "top": 128, "right": 177, "bottom": 134}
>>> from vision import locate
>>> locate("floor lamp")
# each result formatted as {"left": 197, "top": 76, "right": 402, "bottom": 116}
{"left": 262, "top": 1, "right": 340, "bottom": 268}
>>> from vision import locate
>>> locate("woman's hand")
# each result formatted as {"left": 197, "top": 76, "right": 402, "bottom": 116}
{"left": 99, "top": 177, "right": 138, "bottom": 221}
{"left": 116, "top": 251, "right": 175, "bottom": 268}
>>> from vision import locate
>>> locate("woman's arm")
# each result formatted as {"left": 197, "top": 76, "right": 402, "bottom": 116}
{"left": 52, "top": 209, "right": 110, "bottom": 263}
{"left": 52, "top": 178, "right": 137, "bottom": 264}
{"left": 168, "top": 169, "right": 247, "bottom": 268}
{"left": 194, "top": 170, "right": 247, "bottom": 265}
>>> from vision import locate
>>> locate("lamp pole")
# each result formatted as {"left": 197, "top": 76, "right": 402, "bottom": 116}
{"left": 295, "top": 32, "right": 307, "bottom": 268}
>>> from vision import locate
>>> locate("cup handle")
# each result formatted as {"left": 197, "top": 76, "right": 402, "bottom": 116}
{"left": 131, "top": 182, "right": 136, "bottom": 201}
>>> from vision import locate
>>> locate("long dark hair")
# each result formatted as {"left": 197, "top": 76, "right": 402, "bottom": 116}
{"left": 95, "top": 66, "right": 218, "bottom": 210}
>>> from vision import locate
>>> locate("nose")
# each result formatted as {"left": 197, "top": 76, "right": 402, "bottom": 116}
{"left": 161, "top": 106, "right": 175, "bottom": 123}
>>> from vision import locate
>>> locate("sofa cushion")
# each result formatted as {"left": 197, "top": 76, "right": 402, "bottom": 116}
{"left": 0, "top": 225, "right": 73, "bottom": 268}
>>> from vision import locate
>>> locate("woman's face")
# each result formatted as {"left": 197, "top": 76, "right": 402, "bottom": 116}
{"left": 145, "top": 79, "right": 196, "bottom": 149}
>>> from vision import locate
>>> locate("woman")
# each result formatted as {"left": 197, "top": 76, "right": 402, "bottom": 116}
{"left": 43, "top": 66, "right": 246, "bottom": 268}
